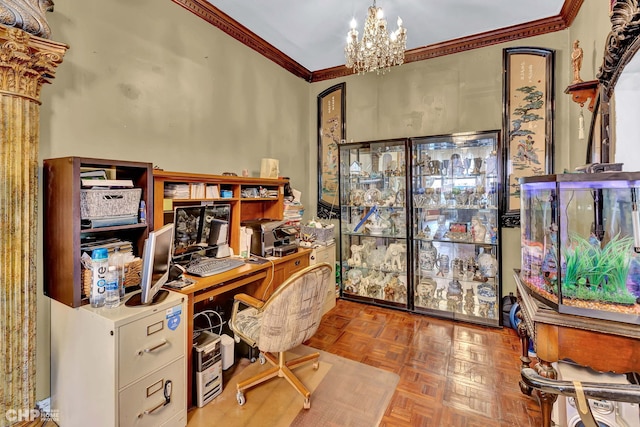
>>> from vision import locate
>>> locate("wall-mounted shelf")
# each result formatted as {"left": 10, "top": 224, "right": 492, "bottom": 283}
{"left": 564, "top": 79, "right": 599, "bottom": 111}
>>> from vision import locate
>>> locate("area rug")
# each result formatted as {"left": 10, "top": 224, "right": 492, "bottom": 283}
{"left": 187, "top": 345, "right": 399, "bottom": 427}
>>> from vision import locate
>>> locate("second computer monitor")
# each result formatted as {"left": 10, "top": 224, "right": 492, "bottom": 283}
{"left": 173, "top": 204, "right": 230, "bottom": 262}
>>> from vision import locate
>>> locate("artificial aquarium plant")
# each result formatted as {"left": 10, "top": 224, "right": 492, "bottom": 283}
{"left": 562, "top": 233, "right": 637, "bottom": 304}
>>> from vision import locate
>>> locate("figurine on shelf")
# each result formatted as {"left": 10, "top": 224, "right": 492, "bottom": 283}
{"left": 383, "top": 243, "right": 405, "bottom": 271}
{"left": 345, "top": 269, "right": 363, "bottom": 293}
{"left": 571, "top": 39, "right": 584, "bottom": 84}
{"left": 433, "top": 215, "right": 447, "bottom": 239}
{"left": 471, "top": 216, "right": 487, "bottom": 243}
{"left": 395, "top": 279, "right": 407, "bottom": 303}
{"left": 464, "top": 288, "right": 475, "bottom": 314}
{"left": 348, "top": 244, "right": 365, "bottom": 267}
{"left": 364, "top": 211, "right": 389, "bottom": 236}
{"left": 478, "top": 302, "right": 490, "bottom": 318}
{"left": 416, "top": 277, "right": 437, "bottom": 307}
{"left": 384, "top": 274, "right": 401, "bottom": 301}
{"left": 419, "top": 241, "right": 438, "bottom": 273}
{"left": 446, "top": 279, "right": 463, "bottom": 313}
{"left": 441, "top": 159, "right": 450, "bottom": 177}
{"left": 436, "top": 254, "right": 450, "bottom": 277}
{"left": 366, "top": 282, "right": 382, "bottom": 299}
{"left": 472, "top": 157, "right": 483, "bottom": 175}
{"left": 450, "top": 153, "right": 465, "bottom": 176}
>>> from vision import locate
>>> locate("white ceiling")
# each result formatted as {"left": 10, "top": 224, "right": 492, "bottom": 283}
{"left": 205, "top": 0, "right": 565, "bottom": 71}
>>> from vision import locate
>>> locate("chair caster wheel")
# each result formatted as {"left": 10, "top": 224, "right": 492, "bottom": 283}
{"left": 313, "top": 361, "right": 319, "bottom": 370}
{"left": 303, "top": 398, "right": 311, "bottom": 409}
{"left": 249, "top": 357, "right": 256, "bottom": 363}
{"left": 259, "top": 354, "right": 266, "bottom": 365}
{"left": 237, "top": 391, "right": 246, "bottom": 406}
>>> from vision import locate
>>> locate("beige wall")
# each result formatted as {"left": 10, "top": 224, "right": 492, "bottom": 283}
{"left": 33, "top": 0, "right": 612, "bottom": 400}
{"left": 37, "top": 0, "right": 310, "bottom": 400}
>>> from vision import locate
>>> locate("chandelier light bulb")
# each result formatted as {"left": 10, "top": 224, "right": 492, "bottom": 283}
{"left": 397, "top": 17, "right": 403, "bottom": 27}
{"left": 350, "top": 18, "right": 357, "bottom": 29}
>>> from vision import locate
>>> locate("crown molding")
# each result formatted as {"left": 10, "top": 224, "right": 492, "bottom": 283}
{"left": 172, "top": 0, "right": 583, "bottom": 83}
{"left": 171, "top": 0, "right": 312, "bottom": 81}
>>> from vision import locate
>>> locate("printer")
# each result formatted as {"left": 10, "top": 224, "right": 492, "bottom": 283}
{"left": 242, "top": 219, "right": 298, "bottom": 257}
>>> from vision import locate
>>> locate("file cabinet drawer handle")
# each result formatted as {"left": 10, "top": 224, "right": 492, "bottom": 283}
{"left": 138, "top": 339, "right": 168, "bottom": 355}
{"left": 140, "top": 400, "right": 165, "bottom": 417}
{"left": 294, "top": 260, "right": 301, "bottom": 266}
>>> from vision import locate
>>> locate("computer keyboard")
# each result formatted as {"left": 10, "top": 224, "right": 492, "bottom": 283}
{"left": 186, "top": 257, "right": 246, "bottom": 277}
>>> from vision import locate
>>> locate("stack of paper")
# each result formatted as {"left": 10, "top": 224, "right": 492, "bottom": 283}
{"left": 81, "top": 179, "right": 134, "bottom": 188}
{"left": 283, "top": 200, "right": 304, "bottom": 227}
{"left": 190, "top": 183, "right": 205, "bottom": 199}
{"left": 164, "top": 183, "right": 190, "bottom": 199}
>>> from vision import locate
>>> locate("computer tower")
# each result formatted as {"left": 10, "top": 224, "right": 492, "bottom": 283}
{"left": 193, "top": 331, "right": 223, "bottom": 407}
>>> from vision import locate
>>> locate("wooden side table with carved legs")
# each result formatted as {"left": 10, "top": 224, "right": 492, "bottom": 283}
{"left": 513, "top": 271, "right": 640, "bottom": 427}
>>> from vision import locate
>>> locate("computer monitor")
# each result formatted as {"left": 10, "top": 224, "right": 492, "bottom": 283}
{"left": 126, "top": 223, "right": 174, "bottom": 306}
{"left": 172, "top": 204, "right": 230, "bottom": 262}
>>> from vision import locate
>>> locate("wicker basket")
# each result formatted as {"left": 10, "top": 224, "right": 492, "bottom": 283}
{"left": 82, "top": 258, "right": 142, "bottom": 298}
{"left": 80, "top": 188, "right": 142, "bottom": 220}
{"left": 300, "top": 225, "right": 335, "bottom": 245}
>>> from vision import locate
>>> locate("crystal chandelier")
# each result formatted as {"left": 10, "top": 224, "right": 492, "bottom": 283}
{"left": 345, "top": 1, "right": 407, "bottom": 75}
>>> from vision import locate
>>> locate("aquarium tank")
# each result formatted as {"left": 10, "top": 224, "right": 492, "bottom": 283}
{"left": 519, "top": 172, "right": 640, "bottom": 325}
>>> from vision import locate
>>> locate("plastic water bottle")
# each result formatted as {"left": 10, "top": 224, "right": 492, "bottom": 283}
{"left": 110, "top": 247, "right": 125, "bottom": 298}
{"left": 90, "top": 248, "right": 108, "bottom": 308}
{"left": 104, "top": 266, "right": 120, "bottom": 308}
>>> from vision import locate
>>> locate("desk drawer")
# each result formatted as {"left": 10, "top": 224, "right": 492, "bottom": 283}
{"left": 283, "top": 255, "right": 309, "bottom": 277}
{"left": 119, "top": 302, "right": 186, "bottom": 386}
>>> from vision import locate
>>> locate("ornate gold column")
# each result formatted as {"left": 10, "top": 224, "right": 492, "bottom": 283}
{"left": 0, "top": 23, "right": 66, "bottom": 422}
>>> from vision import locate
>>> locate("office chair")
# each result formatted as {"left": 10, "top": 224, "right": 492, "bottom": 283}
{"left": 229, "top": 263, "right": 332, "bottom": 409}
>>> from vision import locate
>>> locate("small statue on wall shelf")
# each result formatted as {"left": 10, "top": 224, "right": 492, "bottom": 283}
{"left": 571, "top": 39, "right": 584, "bottom": 84}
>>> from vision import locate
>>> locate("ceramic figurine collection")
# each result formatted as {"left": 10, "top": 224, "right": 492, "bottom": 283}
{"left": 339, "top": 132, "right": 501, "bottom": 327}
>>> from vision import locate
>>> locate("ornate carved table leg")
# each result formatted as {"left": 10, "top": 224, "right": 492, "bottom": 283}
{"left": 516, "top": 312, "right": 533, "bottom": 395}
{"left": 534, "top": 359, "right": 558, "bottom": 427}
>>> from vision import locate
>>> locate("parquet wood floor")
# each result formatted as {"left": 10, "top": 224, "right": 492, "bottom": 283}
{"left": 305, "top": 299, "right": 543, "bottom": 426}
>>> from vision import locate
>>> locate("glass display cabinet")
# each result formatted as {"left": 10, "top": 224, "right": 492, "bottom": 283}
{"left": 338, "top": 139, "right": 410, "bottom": 309}
{"left": 410, "top": 131, "right": 501, "bottom": 326}
{"left": 520, "top": 172, "right": 640, "bottom": 325}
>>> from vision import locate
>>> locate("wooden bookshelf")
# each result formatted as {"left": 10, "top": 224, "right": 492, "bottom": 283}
{"left": 43, "top": 157, "right": 153, "bottom": 307}
{"left": 153, "top": 170, "right": 288, "bottom": 254}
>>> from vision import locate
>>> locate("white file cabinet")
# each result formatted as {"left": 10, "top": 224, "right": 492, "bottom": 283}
{"left": 309, "top": 242, "right": 336, "bottom": 315}
{"left": 50, "top": 290, "right": 187, "bottom": 427}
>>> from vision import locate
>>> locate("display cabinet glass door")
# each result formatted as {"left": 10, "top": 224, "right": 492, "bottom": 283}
{"left": 411, "top": 131, "right": 501, "bottom": 326}
{"left": 338, "top": 139, "right": 410, "bottom": 309}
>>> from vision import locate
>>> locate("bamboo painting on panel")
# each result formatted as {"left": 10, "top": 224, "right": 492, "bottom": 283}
{"left": 502, "top": 47, "right": 554, "bottom": 227}
{"left": 317, "top": 83, "right": 346, "bottom": 219}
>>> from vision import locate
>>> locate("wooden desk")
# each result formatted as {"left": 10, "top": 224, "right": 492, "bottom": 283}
{"left": 513, "top": 271, "right": 640, "bottom": 427}
{"left": 168, "top": 249, "right": 310, "bottom": 408}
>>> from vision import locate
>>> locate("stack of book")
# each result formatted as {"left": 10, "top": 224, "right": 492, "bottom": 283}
{"left": 283, "top": 200, "right": 304, "bottom": 228}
